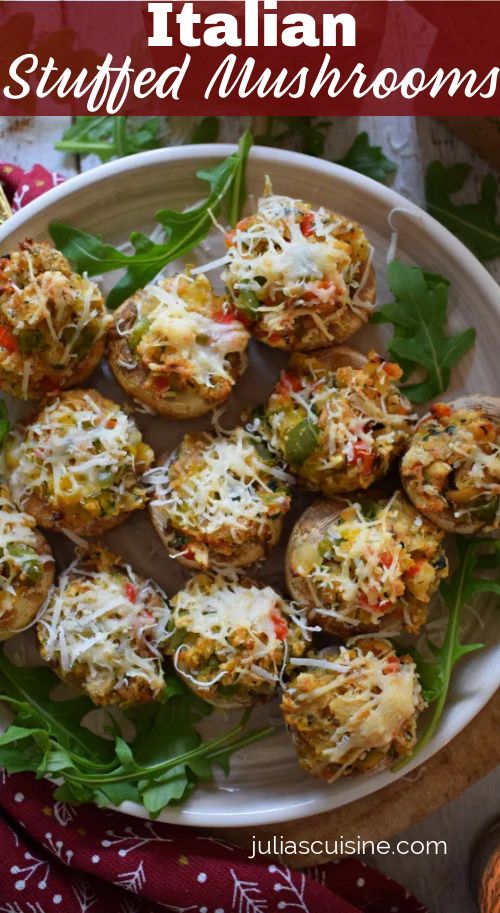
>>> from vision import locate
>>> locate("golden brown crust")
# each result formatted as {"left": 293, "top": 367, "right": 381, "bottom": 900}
{"left": 0, "top": 528, "right": 54, "bottom": 641}
{"left": 401, "top": 394, "right": 500, "bottom": 535}
{"left": 108, "top": 297, "right": 248, "bottom": 419}
{"left": 148, "top": 448, "right": 286, "bottom": 570}
{"left": 288, "top": 345, "right": 368, "bottom": 375}
{"left": 254, "top": 264, "right": 377, "bottom": 353}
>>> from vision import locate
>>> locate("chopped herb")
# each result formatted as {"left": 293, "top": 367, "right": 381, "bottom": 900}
{"left": 49, "top": 133, "right": 253, "bottom": 310}
{"left": 426, "top": 161, "right": 500, "bottom": 262}
{"left": 335, "top": 132, "right": 396, "bottom": 183}
{"left": 0, "top": 653, "right": 273, "bottom": 817}
{"left": 393, "top": 538, "right": 500, "bottom": 771}
{"left": 372, "top": 260, "right": 475, "bottom": 403}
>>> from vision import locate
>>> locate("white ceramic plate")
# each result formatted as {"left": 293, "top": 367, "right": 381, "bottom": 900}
{"left": 0, "top": 145, "right": 499, "bottom": 828}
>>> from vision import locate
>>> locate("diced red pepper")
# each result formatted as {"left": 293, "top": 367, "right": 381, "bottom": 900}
{"left": 300, "top": 213, "right": 315, "bottom": 237}
{"left": 0, "top": 326, "right": 17, "bottom": 353}
{"left": 275, "top": 371, "right": 302, "bottom": 397}
{"left": 351, "top": 441, "right": 375, "bottom": 474}
{"left": 184, "top": 548, "right": 195, "bottom": 560}
{"left": 125, "top": 582, "right": 138, "bottom": 603}
{"left": 39, "top": 376, "right": 59, "bottom": 394}
{"left": 153, "top": 376, "right": 170, "bottom": 391}
{"left": 106, "top": 417, "right": 117, "bottom": 429}
{"left": 406, "top": 560, "right": 423, "bottom": 578}
{"left": 382, "top": 361, "right": 401, "bottom": 379}
{"left": 214, "top": 308, "right": 239, "bottom": 324}
{"left": 431, "top": 403, "right": 453, "bottom": 419}
{"left": 380, "top": 551, "right": 394, "bottom": 569}
{"left": 383, "top": 654, "right": 401, "bottom": 674}
{"left": 270, "top": 607, "right": 288, "bottom": 640}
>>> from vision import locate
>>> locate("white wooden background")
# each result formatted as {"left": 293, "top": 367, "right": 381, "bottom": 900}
{"left": 0, "top": 114, "right": 499, "bottom": 913}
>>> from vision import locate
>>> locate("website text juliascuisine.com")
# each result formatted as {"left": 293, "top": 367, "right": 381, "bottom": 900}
{"left": 248, "top": 836, "right": 447, "bottom": 860}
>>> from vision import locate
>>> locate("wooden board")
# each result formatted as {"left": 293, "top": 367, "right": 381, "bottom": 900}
{"left": 219, "top": 691, "right": 500, "bottom": 866}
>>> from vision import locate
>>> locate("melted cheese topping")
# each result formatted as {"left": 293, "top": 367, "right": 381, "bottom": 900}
{"left": 172, "top": 572, "right": 284, "bottom": 663}
{"left": 38, "top": 556, "right": 170, "bottom": 701}
{"left": 169, "top": 571, "right": 309, "bottom": 695}
{"left": 147, "top": 428, "right": 292, "bottom": 542}
{"left": 0, "top": 486, "right": 52, "bottom": 609}
{"left": 0, "top": 242, "right": 110, "bottom": 387}
{"left": 402, "top": 406, "right": 500, "bottom": 525}
{"left": 5, "top": 391, "right": 152, "bottom": 511}
{"left": 288, "top": 641, "right": 421, "bottom": 768}
{"left": 223, "top": 193, "right": 372, "bottom": 320}
{"left": 126, "top": 274, "right": 249, "bottom": 389}
{"left": 294, "top": 495, "right": 445, "bottom": 626}
{"left": 267, "top": 354, "right": 414, "bottom": 472}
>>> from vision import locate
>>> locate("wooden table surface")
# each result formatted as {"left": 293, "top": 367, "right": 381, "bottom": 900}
{"left": 1, "top": 114, "right": 499, "bottom": 913}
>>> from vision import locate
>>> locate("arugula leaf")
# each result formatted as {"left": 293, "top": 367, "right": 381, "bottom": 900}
{"left": 254, "top": 116, "right": 332, "bottom": 157}
{"left": 49, "top": 133, "right": 253, "bottom": 310}
{"left": 0, "top": 654, "right": 273, "bottom": 817}
{"left": 393, "top": 538, "right": 500, "bottom": 770}
{"left": 0, "top": 400, "right": 9, "bottom": 448}
{"left": 190, "top": 116, "right": 220, "bottom": 144}
{"left": 373, "top": 260, "right": 475, "bottom": 403}
{"left": 55, "top": 116, "right": 163, "bottom": 162}
{"left": 335, "top": 132, "right": 396, "bottom": 183}
{"left": 426, "top": 162, "right": 500, "bottom": 262}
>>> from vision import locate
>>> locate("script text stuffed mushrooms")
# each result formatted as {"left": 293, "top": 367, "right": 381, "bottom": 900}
{"left": 0, "top": 240, "right": 110, "bottom": 399}
{"left": 108, "top": 272, "right": 250, "bottom": 417}
{"left": 286, "top": 493, "right": 448, "bottom": 636}
{"left": 37, "top": 547, "right": 170, "bottom": 706}
{"left": 281, "top": 638, "right": 424, "bottom": 782}
{"left": 401, "top": 397, "right": 500, "bottom": 534}
{"left": 4, "top": 388, "right": 154, "bottom": 536}
{"left": 223, "top": 188, "right": 375, "bottom": 351}
{"left": 148, "top": 427, "right": 292, "bottom": 568}
{"left": 165, "top": 570, "right": 307, "bottom": 707}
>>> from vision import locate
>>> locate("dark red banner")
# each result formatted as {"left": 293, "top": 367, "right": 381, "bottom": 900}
{"left": 0, "top": 1, "right": 499, "bottom": 115}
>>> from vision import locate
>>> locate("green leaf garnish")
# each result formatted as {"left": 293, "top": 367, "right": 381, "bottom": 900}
{"left": 393, "top": 538, "right": 500, "bottom": 771}
{"left": 426, "top": 161, "right": 500, "bottom": 261}
{"left": 0, "top": 653, "right": 273, "bottom": 817}
{"left": 55, "top": 116, "right": 164, "bottom": 162}
{"left": 373, "top": 260, "right": 475, "bottom": 403}
{"left": 335, "top": 132, "right": 396, "bottom": 183}
{"left": 49, "top": 133, "right": 253, "bottom": 310}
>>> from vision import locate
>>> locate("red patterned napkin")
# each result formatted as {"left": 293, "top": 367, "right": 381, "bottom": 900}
{"left": 0, "top": 161, "right": 428, "bottom": 913}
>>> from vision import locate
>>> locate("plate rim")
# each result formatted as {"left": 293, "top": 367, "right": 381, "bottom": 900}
{"left": 1, "top": 143, "right": 499, "bottom": 828}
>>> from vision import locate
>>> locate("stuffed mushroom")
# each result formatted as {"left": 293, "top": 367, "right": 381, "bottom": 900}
{"left": 147, "top": 427, "right": 292, "bottom": 569}
{"left": 223, "top": 187, "right": 376, "bottom": 351}
{"left": 0, "top": 480, "right": 54, "bottom": 640}
{"left": 401, "top": 397, "right": 500, "bottom": 534}
{"left": 37, "top": 547, "right": 170, "bottom": 706}
{"left": 281, "top": 638, "right": 424, "bottom": 782}
{"left": 0, "top": 240, "right": 110, "bottom": 399}
{"left": 262, "top": 347, "right": 415, "bottom": 496}
{"left": 165, "top": 570, "right": 307, "bottom": 707}
{"left": 286, "top": 492, "right": 448, "bottom": 637}
{"left": 4, "top": 388, "right": 154, "bottom": 536}
{"left": 108, "top": 271, "right": 250, "bottom": 418}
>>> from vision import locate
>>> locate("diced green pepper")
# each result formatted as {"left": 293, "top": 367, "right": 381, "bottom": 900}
{"left": 477, "top": 496, "right": 499, "bottom": 523}
{"left": 71, "top": 328, "right": 94, "bottom": 358}
{"left": 8, "top": 543, "right": 42, "bottom": 583}
{"left": 168, "top": 627, "right": 189, "bottom": 651}
{"left": 285, "top": 419, "right": 318, "bottom": 464}
{"left": 17, "top": 329, "right": 45, "bottom": 354}
{"left": 129, "top": 317, "right": 151, "bottom": 350}
{"left": 236, "top": 287, "right": 260, "bottom": 317}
